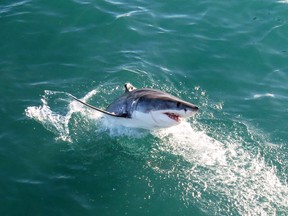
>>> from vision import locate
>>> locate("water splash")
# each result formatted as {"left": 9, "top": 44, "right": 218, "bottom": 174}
{"left": 149, "top": 122, "right": 288, "bottom": 215}
{"left": 25, "top": 87, "right": 149, "bottom": 142}
{"left": 25, "top": 87, "right": 288, "bottom": 215}
{"left": 25, "top": 89, "right": 103, "bottom": 142}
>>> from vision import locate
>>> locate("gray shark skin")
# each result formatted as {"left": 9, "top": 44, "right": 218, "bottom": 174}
{"left": 72, "top": 83, "right": 198, "bottom": 129}
{"left": 106, "top": 87, "right": 198, "bottom": 117}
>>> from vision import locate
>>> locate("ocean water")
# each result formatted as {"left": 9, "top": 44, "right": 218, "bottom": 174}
{"left": 1, "top": 0, "right": 288, "bottom": 215}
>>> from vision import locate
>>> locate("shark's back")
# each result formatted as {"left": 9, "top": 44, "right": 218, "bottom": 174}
{"left": 105, "top": 88, "right": 191, "bottom": 117}
{"left": 105, "top": 88, "right": 164, "bottom": 117}
{"left": 105, "top": 90, "right": 137, "bottom": 117}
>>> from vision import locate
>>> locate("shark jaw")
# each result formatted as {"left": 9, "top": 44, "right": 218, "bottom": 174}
{"left": 103, "top": 109, "right": 198, "bottom": 130}
{"left": 163, "top": 107, "right": 199, "bottom": 123}
{"left": 149, "top": 109, "right": 197, "bottom": 127}
{"left": 164, "top": 112, "right": 181, "bottom": 122}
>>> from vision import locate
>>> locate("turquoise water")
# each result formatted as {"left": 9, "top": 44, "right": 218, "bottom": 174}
{"left": 1, "top": 0, "right": 288, "bottom": 215}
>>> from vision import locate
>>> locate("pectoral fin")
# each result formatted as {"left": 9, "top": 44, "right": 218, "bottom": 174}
{"left": 70, "top": 95, "right": 128, "bottom": 118}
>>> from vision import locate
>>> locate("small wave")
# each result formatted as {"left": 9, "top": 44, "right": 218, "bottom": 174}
{"left": 245, "top": 93, "right": 275, "bottom": 100}
{"left": 253, "top": 93, "right": 275, "bottom": 99}
{"left": 277, "top": 0, "right": 288, "bottom": 3}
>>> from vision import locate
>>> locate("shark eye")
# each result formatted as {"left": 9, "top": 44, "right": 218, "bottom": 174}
{"left": 184, "top": 108, "right": 187, "bottom": 112}
{"left": 177, "top": 102, "right": 180, "bottom": 108}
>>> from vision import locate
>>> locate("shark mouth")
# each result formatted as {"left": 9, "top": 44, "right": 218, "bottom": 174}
{"left": 164, "top": 113, "right": 181, "bottom": 122}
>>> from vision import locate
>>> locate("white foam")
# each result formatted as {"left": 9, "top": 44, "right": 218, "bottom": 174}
{"left": 277, "top": 0, "right": 288, "bottom": 3}
{"left": 150, "top": 122, "right": 288, "bottom": 215}
{"left": 253, "top": 93, "right": 275, "bottom": 99}
{"left": 25, "top": 90, "right": 103, "bottom": 142}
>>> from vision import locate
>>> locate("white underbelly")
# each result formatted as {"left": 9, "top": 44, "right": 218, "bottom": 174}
{"left": 103, "top": 111, "right": 180, "bottom": 130}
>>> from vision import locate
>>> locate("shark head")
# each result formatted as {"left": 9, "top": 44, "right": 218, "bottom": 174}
{"left": 130, "top": 89, "right": 199, "bottom": 128}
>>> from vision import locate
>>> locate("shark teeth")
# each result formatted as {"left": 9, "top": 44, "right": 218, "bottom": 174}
{"left": 164, "top": 113, "right": 181, "bottom": 122}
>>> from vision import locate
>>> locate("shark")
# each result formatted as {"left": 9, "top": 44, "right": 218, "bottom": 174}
{"left": 71, "top": 83, "right": 198, "bottom": 129}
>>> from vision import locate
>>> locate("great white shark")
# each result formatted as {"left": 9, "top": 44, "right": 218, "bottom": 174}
{"left": 71, "top": 83, "right": 198, "bottom": 129}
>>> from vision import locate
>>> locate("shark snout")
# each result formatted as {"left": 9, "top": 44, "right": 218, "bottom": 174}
{"left": 190, "top": 105, "right": 199, "bottom": 111}
{"left": 178, "top": 104, "right": 198, "bottom": 118}
{"left": 183, "top": 103, "right": 199, "bottom": 113}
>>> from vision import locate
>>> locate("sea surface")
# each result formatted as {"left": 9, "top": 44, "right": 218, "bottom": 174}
{"left": 1, "top": 0, "right": 288, "bottom": 215}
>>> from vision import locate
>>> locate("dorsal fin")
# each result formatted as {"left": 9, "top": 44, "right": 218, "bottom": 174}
{"left": 124, "top": 83, "right": 137, "bottom": 92}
